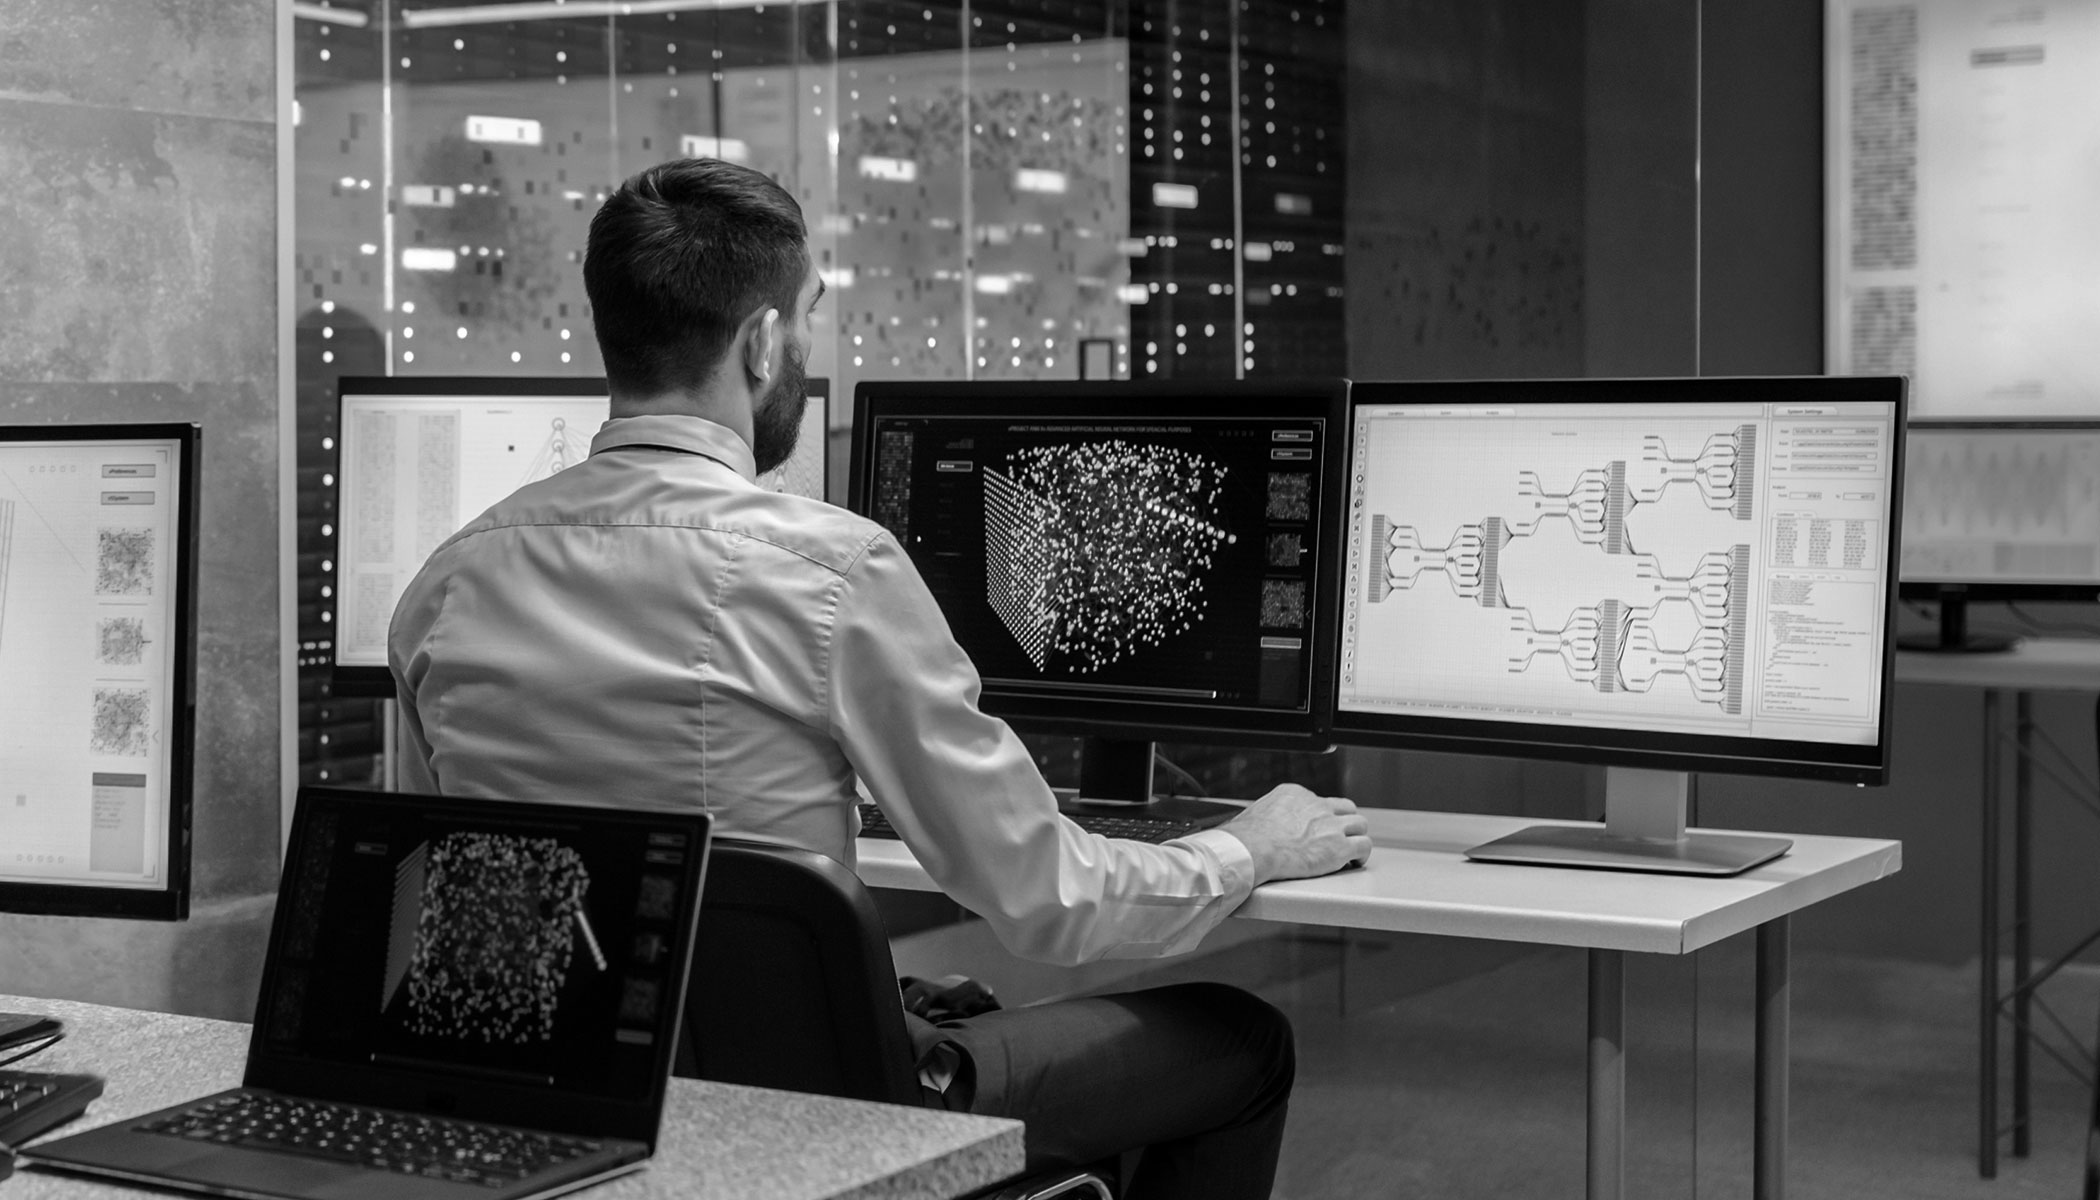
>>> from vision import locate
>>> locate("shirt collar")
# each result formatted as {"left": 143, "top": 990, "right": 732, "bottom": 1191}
{"left": 589, "top": 413, "right": 758, "bottom": 480}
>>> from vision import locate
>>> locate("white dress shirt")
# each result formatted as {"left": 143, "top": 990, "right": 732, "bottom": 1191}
{"left": 389, "top": 413, "right": 1257, "bottom": 965}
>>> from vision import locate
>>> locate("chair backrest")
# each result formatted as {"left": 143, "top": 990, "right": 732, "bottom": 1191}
{"left": 674, "top": 838, "right": 923, "bottom": 1107}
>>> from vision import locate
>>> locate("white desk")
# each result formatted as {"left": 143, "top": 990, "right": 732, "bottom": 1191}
{"left": 861, "top": 808, "right": 1902, "bottom": 1200}
{"left": 1896, "top": 638, "right": 2100, "bottom": 1177}
{"left": 2, "top": 995, "right": 1023, "bottom": 1200}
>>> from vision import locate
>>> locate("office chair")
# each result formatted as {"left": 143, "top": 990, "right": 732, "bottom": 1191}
{"left": 676, "top": 839, "right": 1112, "bottom": 1200}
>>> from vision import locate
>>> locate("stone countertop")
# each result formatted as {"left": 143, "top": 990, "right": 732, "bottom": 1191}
{"left": 1, "top": 994, "right": 1022, "bottom": 1200}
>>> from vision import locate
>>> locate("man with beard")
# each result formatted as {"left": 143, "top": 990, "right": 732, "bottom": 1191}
{"left": 387, "top": 158, "right": 1369, "bottom": 1200}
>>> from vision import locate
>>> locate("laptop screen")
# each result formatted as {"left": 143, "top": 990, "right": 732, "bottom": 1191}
{"left": 250, "top": 789, "right": 709, "bottom": 1132}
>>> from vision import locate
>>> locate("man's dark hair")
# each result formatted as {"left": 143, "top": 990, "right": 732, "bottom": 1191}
{"left": 584, "top": 158, "right": 809, "bottom": 397}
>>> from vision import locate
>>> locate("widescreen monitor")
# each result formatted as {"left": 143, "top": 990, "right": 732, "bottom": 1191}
{"left": 1335, "top": 377, "right": 1906, "bottom": 873}
{"left": 849, "top": 379, "right": 1349, "bottom": 808}
{"left": 1898, "top": 421, "right": 2100, "bottom": 651}
{"left": 330, "top": 376, "right": 829, "bottom": 694}
{"left": 0, "top": 423, "right": 198, "bottom": 919}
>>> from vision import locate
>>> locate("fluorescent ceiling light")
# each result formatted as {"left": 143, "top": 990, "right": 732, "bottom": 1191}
{"left": 292, "top": 3, "right": 369, "bottom": 27}
{"left": 1152, "top": 183, "right": 1198, "bottom": 209}
{"left": 402, "top": 248, "right": 459, "bottom": 271}
{"left": 858, "top": 156, "right": 917, "bottom": 183}
{"left": 402, "top": 0, "right": 823, "bottom": 29}
{"left": 466, "top": 115, "right": 543, "bottom": 146}
{"left": 401, "top": 185, "right": 457, "bottom": 208}
{"left": 681, "top": 135, "right": 751, "bottom": 163}
{"left": 1014, "top": 168, "right": 1068, "bottom": 195}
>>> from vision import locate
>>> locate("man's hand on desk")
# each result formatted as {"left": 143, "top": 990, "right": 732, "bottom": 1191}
{"left": 1218, "top": 785, "right": 1372, "bottom": 884}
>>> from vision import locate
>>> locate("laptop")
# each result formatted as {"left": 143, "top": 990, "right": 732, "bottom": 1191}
{"left": 26, "top": 786, "right": 712, "bottom": 1200}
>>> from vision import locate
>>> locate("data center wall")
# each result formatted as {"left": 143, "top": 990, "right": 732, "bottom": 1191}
{"left": 0, "top": 0, "right": 279, "bottom": 1020}
{"left": 290, "top": 0, "right": 1349, "bottom": 795}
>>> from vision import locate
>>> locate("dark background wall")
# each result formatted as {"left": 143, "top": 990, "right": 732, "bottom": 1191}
{"left": 0, "top": 0, "right": 280, "bottom": 1018}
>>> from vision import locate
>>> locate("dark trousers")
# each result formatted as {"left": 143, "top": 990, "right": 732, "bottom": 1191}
{"left": 927, "top": 982, "right": 1295, "bottom": 1200}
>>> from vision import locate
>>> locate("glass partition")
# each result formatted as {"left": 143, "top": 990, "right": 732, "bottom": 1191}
{"left": 293, "top": 4, "right": 1718, "bottom": 1196}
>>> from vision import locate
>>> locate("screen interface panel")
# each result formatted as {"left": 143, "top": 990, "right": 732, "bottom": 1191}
{"left": 868, "top": 408, "right": 1333, "bottom": 721}
{"left": 1901, "top": 425, "right": 2100, "bottom": 586}
{"left": 334, "top": 384, "right": 826, "bottom": 670}
{"left": 1339, "top": 399, "right": 1900, "bottom": 749}
{"left": 261, "top": 797, "right": 702, "bottom": 1103}
{"left": 0, "top": 433, "right": 185, "bottom": 892}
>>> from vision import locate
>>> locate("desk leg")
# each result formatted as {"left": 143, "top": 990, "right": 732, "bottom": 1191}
{"left": 1588, "top": 949, "right": 1624, "bottom": 1200}
{"left": 1981, "top": 688, "right": 2002, "bottom": 1178}
{"left": 2014, "top": 690, "right": 2034, "bottom": 1158}
{"left": 1756, "top": 917, "right": 1791, "bottom": 1200}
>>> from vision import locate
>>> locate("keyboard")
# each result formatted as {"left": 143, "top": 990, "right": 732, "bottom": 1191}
{"left": 857, "top": 802, "right": 1210, "bottom": 844}
{"left": 0, "top": 1069, "right": 104, "bottom": 1150}
{"left": 139, "top": 1092, "right": 602, "bottom": 1188}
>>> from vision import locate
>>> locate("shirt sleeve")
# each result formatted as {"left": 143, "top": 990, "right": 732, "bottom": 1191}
{"left": 825, "top": 532, "right": 1257, "bottom": 966}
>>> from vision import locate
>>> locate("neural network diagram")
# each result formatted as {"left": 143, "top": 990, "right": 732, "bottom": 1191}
{"left": 983, "top": 439, "right": 1234, "bottom": 672}
{"left": 1361, "top": 425, "right": 1757, "bottom": 713}
{"left": 516, "top": 417, "right": 593, "bottom": 488}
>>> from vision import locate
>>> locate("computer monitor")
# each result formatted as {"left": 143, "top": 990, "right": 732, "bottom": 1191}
{"left": 329, "top": 376, "right": 829, "bottom": 695}
{"left": 1335, "top": 377, "right": 1907, "bottom": 874}
{"left": 1898, "top": 421, "right": 2100, "bottom": 652}
{"left": 849, "top": 379, "right": 1349, "bottom": 813}
{"left": 0, "top": 423, "right": 199, "bottom": 920}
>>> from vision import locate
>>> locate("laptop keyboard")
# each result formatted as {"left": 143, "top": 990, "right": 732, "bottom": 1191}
{"left": 139, "top": 1093, "right": 602, "bottom": 1189}
{"left": 0, "top": 1069, "right": 104, "bottom": 1149}
{"left": 857, "top": 802, "right": 1207, "bottom": 844}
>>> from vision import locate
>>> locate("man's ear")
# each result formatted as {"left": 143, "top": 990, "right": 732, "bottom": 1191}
{"left": 741, "top": 307, "right": 781, "bottom": 383}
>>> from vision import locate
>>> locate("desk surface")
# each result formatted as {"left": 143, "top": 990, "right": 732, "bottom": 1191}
{"left": 856, "top": 808, "right": 1902, "bottom": 956}
{"left": 1896, "top": 636, "right": 2100, "bottom": 691}
{"left": 2, "top": 995, "right": 1021, "bottom": 1200}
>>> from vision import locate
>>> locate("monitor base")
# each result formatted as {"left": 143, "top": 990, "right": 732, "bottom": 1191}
{"left": 1463, "top": 767, "right": 1792, "bottom": 876}
{"left": 1464, "top": 825, "right": 1794, "bottom": 876}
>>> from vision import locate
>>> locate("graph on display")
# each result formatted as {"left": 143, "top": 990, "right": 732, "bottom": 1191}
{"left": 981, "top": 439, "right": 1232, "bottom": 673}
{"left": 1901, "top": 427, "right": 2100, "bottom": 583}
{"left": 1358, "top": 424, "right": 1756, "bottom": 715}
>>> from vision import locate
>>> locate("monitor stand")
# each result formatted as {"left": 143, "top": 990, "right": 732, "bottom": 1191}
{"left": 1897, "top": 592, "right": 2016, "bottom": 654}
{"left": 1463, "top": 767, "right": 1793, "bottom": 876}
{"left": 1058, "top": 737, "right": 1243, "bottom": 827}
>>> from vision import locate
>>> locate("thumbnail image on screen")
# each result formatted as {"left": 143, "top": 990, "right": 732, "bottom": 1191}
{"left": 1337, "top": 394, "right": 1901, "bottom": 761}
{"left": 864, "top": 405, "right": 1333, "bottom": 726}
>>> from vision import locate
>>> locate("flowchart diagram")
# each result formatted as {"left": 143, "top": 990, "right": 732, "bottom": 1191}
{"left": 1344, "top": 414, "right": 1767, "bottom": 726}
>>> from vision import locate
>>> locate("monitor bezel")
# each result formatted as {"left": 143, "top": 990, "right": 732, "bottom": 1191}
{"left": 1330, "top": 375, "right": 1908, "bottom": 786}
{"left": 1897, "top": 418, "right": 2100, "bottom": 602}
{"left": 244, "top": 786, "right": 712, "bottom": 1144}
{"left": 324, "top": 376, "right": 832, "bottom": 699}
{"left": 848, "top": 377, "right": 1351, "bottom": 752}
{"left": 0, "top": 421, "right": 199, "bottom": 920}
